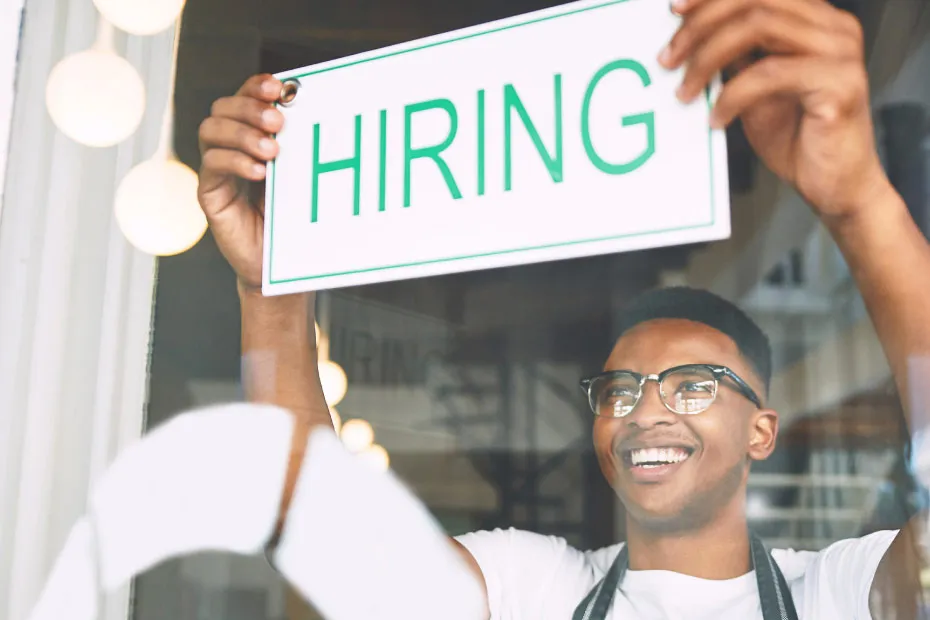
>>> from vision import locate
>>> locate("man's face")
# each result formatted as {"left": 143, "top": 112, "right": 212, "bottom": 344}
{"left": 592, "top": 319, "right": 777, "bottom": 533}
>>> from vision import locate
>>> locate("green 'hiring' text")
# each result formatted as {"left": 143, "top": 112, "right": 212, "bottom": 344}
{"left": 309, "top": 58, "right": 654, "bottom": 222}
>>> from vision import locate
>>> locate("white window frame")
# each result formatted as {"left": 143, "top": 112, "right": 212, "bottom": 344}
{"left": 0, "top": 0, "right": 26, "bottom": 220}
{"left": 0, "top": 0, "right": 176, "bottom": 618}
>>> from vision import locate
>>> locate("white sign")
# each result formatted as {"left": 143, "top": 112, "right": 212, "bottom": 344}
{"left": 263, "top": 0, "right": 730, "bottom": 295}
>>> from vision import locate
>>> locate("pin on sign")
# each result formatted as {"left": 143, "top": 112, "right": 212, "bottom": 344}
{"left": 262, "top": 0, "right": 730, "bottom": 296}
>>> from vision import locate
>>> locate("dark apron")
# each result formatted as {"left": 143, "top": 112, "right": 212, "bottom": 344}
{"left": 572, "top": 532, "right": 800, "bottom": 620}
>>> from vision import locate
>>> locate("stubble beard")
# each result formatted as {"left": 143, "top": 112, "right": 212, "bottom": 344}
{"left": 621, "top": 457, "right": 749, "bottom": 536}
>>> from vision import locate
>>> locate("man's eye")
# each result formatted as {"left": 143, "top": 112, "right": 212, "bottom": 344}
{"left": 677, "top": 380, "right": 713, "bottom": 394}
{"left": 605, "top": 387, "right": 637, "bottom": 399}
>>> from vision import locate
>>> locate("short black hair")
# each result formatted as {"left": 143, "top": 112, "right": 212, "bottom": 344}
{"left": 613, "top": 286, "right": 772, "bottom": 392}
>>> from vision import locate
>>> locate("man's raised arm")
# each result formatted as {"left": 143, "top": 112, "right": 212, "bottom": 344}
{"left": 238, "top": 289, "right": 330, "bottom": 535}
{"left": 665, "top": 0, "right": 930, "bottom": 437}
{"left": 662, "top": 0, "right": 930, "bottom": 614}
{"left": 829, "top": 189, "right": 930, "bottom": 426}
{"left": 821, "top": 145, "right": 930, "bottom": 620}
{"left": 197, "top": 74, "right": 333, "bottom": 536}
{"left": 196, "top": 74, "right": 489, "bottom": 615}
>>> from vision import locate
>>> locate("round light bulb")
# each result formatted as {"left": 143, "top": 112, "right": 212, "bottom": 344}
{"left": 359, "top": 444, "right": 390, "bottom": 472}
{"left": 115, "top": 158, "right": 208, "bottom": 256}
{"left": 329, "top": 407, "right": 342, "bottom": 434}
{"left": 340, "top": 419, "right": 374, "bottom": 453}
{"left": 93, "top": 0, "right": 187, "bottom": 36}
{"left": 318, "top": 360, "right": 347, "bottom": 406}
{"left": 46, "top": 49, "right": 145, "bottom": 147}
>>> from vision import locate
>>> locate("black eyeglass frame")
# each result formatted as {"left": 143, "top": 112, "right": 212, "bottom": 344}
{"left": 579, "top": 364, "right": 763, "bottom": 417}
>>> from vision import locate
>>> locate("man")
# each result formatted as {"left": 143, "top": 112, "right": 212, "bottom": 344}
{"left": 197, "top": 0, "right": 930, "bottom": 617}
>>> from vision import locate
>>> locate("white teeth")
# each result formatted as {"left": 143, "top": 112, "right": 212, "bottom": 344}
{"left": 629, "top": 447, "right": 690, "bottom": 466}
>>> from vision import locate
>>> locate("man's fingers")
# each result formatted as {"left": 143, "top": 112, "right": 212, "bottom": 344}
{"left": 672, "top": 0, "right": 835, "bottom": 23}
{"left": 665, "top": 0, "right": 812, "bottom": 67}
{"left": 663, "top": 0, "right": 863, "bottom": 97}
{"left": 721, "top": 53, "right": 754, "bottom": 82}
{"left": 199, "top": 75, "right": 284, "bottom": 157}
{"left": 199, "top": 117, "right": 279, "bottom": 162}
{"left": 676, "top": 13, "right": 838, "bottom": 101}
{"left": 201, "top": 148, "right": 266, "bottom": 184}
{"left": 209, "top": 96, "right": 284, "bottom": 136}
{"left": 236, "top": 73, "right": 284, "bottom": 103}
{"left": 710, "top": 57, "right": 867, "bottom": 128}
{"left": 198, "top": 148, "right": 266, "bottom": 207}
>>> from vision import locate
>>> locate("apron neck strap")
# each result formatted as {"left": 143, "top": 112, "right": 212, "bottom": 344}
{"left": 572, "top": 532, "right": 799, "bottom": 620}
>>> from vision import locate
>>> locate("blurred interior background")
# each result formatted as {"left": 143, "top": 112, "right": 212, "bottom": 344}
{"left": 132, "top": 0, "right": 930, "bottom": 618}
{"left": 0, "top": 0, "right": 927, "bottom": 618}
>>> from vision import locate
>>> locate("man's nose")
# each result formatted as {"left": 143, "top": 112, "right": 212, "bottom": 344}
{"left": 626, "top": 380, "right": 678, "bottom": 429}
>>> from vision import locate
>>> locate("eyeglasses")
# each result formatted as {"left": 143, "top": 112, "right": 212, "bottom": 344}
{"left": 579, "top": 364, "right": 763, "bottom": 418}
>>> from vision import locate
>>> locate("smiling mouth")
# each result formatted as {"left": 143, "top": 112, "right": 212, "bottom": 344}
{"left": 622, "top": 446, "right": 694, "bottom": 470}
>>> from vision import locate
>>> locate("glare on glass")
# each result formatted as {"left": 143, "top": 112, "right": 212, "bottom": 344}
{"left": 579, "top": 364, "right": 763, "bottom": 417}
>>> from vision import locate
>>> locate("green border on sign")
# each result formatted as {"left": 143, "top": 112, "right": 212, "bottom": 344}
{"left": 268, "top": 0, "right": 718, "bottom": 285}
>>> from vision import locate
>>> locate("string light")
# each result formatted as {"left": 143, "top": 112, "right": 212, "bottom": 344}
{"left": 329, "top": 407, "right": 342, "bottom": 434}
{"left": 46, "top": 17, "right": 145, "bottom": 147}
{"left": 315, "top": 295, "right": 387, "bottom": 469}
{"left": 359, "top": 444, "right": 390, "bottom": 472}
{"left": 340, "top": 419, "right": 374, "bottom": 453}
{"left": 94, "top": 0, "right": 187, "bottom": 36}
{"left": 114, "top": 15, "right": 207, "bottom": 256}
{"left": 319, "top": 360, "right": 348, "bottom": 406}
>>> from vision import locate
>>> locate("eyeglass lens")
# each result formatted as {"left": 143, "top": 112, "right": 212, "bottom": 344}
{"left": 592, "top": 367, "right": 718, "bottom": 417}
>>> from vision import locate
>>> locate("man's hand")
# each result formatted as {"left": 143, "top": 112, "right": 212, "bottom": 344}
{"left": 199, "top": 75, "right": 328, "bottom": 544}
{"left": 198, "top": 74, "right": 284, "bottom": 289}
{"left": 661, "top": 0, "right": 889, "bottom": 221}
{"left": 664, "top": 2, "right": 930, "bottom": 611}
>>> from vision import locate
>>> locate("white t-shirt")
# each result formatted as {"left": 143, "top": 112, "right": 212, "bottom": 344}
{"left": 455, "top": 528, "right": 899, "bottom": 619}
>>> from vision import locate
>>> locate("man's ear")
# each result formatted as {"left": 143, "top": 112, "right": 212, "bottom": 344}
{"left": 748, "top": 409, "right": 779, "bottom": 461}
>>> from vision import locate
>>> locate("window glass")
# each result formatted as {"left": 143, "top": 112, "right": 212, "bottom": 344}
{"left": 132, "top": 1, "right": 930, "bottom": 618}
